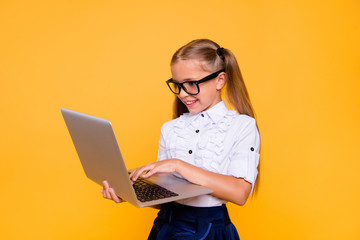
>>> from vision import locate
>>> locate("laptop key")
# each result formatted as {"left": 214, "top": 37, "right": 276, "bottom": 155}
{"left": 132, "top": 177, "right": 179, "bottom": 202}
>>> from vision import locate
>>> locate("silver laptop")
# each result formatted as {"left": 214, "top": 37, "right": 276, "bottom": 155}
{"left": 61, "top": 108, "right": 213, "bottom": 207}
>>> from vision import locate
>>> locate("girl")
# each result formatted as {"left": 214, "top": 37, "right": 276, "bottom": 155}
{"left": 101, "top": 39, "right": 260, "bottom": 239}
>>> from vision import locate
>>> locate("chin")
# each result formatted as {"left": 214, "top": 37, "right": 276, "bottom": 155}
{"left": 188, "top": 110, "right": 199, "bottom": 114}
{"left": 187, "top": 107, "right": 202, "bottom": 114}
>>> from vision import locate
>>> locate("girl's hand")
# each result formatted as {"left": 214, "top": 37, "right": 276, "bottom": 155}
{"left": 101, "top": 180, "right": 126, "bottom": 203}
{"left": 129, "top": 159, "right": 179, "bottom": 182}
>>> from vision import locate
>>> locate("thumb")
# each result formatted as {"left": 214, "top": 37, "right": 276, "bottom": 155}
{"left": 142, "top": 169, "right": 155, "bottom": 178}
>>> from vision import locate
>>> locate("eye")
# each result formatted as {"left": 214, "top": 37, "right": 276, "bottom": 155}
{"left": 187, "top": 81, "right": 197, "bottom": 86}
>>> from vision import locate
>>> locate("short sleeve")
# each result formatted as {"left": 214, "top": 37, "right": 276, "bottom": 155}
{"left": 227, "top": 117, "right": 260, "bottom": 191}
{"left": 157, "top": 122, "right": 170, "bottom": 161}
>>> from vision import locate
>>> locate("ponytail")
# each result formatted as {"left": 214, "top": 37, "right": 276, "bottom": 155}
{"left": 221, "top": 47, "right": 260, "bottom": 196}
{"left": 222, "top": 48, "right": 255, "bottom": 118}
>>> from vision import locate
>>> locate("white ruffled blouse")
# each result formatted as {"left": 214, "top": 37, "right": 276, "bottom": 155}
{"left": 157, "top": 101, "right": 260, "bottom": 207}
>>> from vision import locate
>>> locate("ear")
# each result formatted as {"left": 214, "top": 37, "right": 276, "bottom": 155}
{"left": 216, "top": 72, "right": 226, "bottom": 90}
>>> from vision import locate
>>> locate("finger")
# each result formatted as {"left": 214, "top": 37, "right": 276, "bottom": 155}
{"left": 101, "top": 188, "right": 107, "bottom": 198}
{"left": 103, "top": 180, "right": 114, "bottom": 199}
{"left": 142, "top": 167, "right": 159, "bottom": 178}
{"left": 129, "top": 170, "right": 135, "bottom": 179}
{"left": 129, "top": 168, "right": 142, "bottom": 181}
{"left": 102, "top": 180, "right": 110, "bottom": 190}
{"left": 132, "top": 166, "right": 150, "bottom": 182}
{"left": 142, "top": 167, "right": 154, "bottom": 178}
{"left": 101, "top": 181, "right": 106, "bottom": 197}
{"left": 142, "top": 171, "right": 153, "bottom": 179}
{"left": 105, "top": 188, "right": 112, "bottom": 199}
{"left": 129, "top": 169, "right": 139, "bottom": 180}
{"left": 109, "top": 188, "right": 121, "bottom": 203}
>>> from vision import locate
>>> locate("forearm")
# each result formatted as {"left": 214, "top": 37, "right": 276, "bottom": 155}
{"left": 130, "top": 158, "right": 252, "bottom": 206}
{"left": 175, "top": 159, "right": 252, "bottom": 206}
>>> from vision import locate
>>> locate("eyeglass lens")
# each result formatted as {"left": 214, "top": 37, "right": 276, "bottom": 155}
{"left": 168, "top": 82, "right": 199, "bottom": 95}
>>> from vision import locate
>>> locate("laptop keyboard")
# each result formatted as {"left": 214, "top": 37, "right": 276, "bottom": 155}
{"left": 132, "top": 177, "right": 179, "bottom": 202}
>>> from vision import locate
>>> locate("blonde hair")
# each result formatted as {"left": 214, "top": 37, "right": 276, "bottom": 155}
{"left": 170, "top": 39, "right": 260, "bottom": 195}
{"left": 171, "top": 39, "right": 255, "bottom": 118}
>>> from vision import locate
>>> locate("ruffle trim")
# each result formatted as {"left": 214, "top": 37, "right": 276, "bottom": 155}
{"left": 171, "top": 111, "right": 237, "bottom": 173}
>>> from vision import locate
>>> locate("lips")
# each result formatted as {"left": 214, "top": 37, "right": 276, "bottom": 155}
{"left": 184, "top": 99, "right": 198, "bottom": 108}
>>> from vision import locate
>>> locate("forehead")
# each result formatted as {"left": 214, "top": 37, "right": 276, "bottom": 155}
{"left": 171, "top": 59, "right": 211, "bottom": 82}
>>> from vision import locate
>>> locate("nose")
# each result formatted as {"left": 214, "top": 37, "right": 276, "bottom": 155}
{"left": 178, "top": 86, "right": 190, "bottom": 98}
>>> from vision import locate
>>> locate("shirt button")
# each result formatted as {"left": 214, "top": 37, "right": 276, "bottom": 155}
{"left": 201, "top": 114, "right": 204, "bottom": 117}
{"left": 195, "top": 129, "right": 200, "bottom": 133}
{"left": 188, "top": 150, "right": 193, "bottom": 154}
{"left": 250, "top": 147, "right": 254, "bottom": 151}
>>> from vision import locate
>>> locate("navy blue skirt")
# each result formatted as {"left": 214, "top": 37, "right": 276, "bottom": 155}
{"left": 147, "top": 202, "right": 240, "bottom": 240}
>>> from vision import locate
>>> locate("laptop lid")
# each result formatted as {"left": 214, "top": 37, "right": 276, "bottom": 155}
{"left": 61, "top": 108, "right": 213, "bottom": 207}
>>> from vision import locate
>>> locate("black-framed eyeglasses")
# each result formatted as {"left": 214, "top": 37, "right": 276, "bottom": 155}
{"left": 166, "top": 69, "right": 225, "bottom": 95}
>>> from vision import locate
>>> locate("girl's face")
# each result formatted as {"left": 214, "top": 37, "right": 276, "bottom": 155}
{"left": 171, "top": 59, "right": 226, "bottom": 114}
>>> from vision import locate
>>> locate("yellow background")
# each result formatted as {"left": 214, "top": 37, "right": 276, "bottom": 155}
{"left": 1, "top": 0, "right": 359, "bottom": 239}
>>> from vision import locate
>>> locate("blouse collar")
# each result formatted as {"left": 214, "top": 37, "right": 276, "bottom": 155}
{"left": 204, "top": 101, "right": 228, "bottom": 123}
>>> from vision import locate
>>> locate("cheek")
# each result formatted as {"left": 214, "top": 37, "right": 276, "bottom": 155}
{"left": 199, "top": 84, "right": 217, "bottom": 98}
